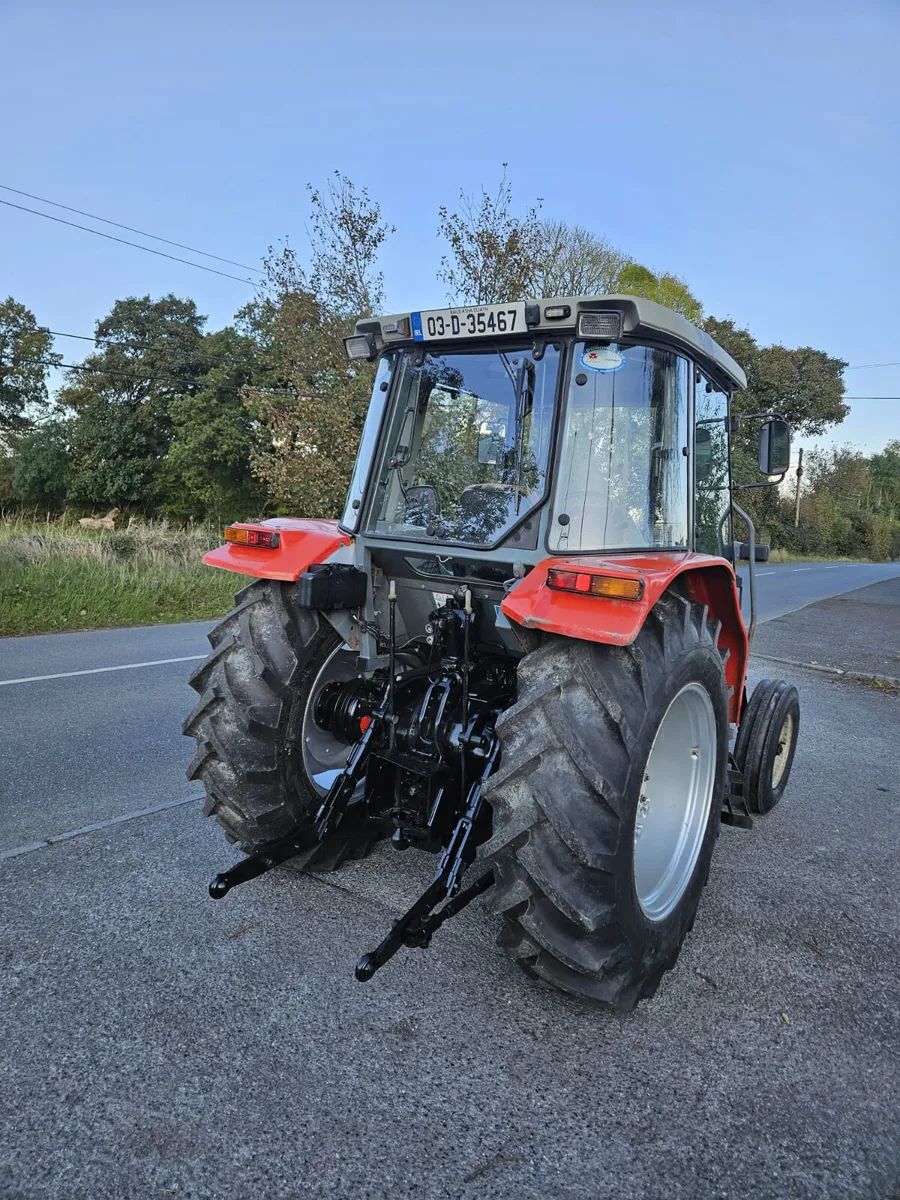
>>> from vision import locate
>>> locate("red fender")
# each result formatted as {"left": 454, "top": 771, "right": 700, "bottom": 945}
{"left": 202, "top": 518, "right": 351, "bottom": 583}
{"left": 500, "top": 552, "right": 748, "bottom": 723}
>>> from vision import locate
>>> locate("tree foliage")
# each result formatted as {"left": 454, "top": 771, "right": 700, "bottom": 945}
{"left": 12, "top": 420, "right": 73, "bottom": 508}
{"left": 246, "top": 178, "right": 393, "bottom": 517}
{"left": 308, "top": 172, "right": 394, "bottom": 318}
{"left": 705, "top": 316, "right": 849, "bottom": 439}
{"left": 0, "top": 296, "right": 61, "bottom": 439}
{"left": 616, "top": 265, "right": 703, "bottom": 323}
{"left": 163, "top": 326, "right": 270, "bottom": 522}
{"left": 531, "top": 221, "right": 633, "bottom": 297}
{"left": 57, "top": 295, "right": 207, "bottom": 507}
{"left": 437, "top": 166, "right": 543, "bottom": 305}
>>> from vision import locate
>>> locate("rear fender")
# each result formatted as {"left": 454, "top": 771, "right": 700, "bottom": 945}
{"left": 500, "top": 552, "right": 747, "bottom": 723}
{"left": 202, "top": 518, "right": 352, "bottom": 582}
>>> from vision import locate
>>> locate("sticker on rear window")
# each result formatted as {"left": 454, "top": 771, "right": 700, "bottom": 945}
{"left": 581, "top": 345, "right": 626, "bottom": 372}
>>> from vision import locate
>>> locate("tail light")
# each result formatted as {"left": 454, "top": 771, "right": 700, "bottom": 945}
{"left": 224, "top": 526, "right": 281, "bottom": 548}
{"left": 546, "top": 568, "right": 643, "bottom": 601}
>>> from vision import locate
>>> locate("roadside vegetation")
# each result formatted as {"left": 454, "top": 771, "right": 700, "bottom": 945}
{"left": 0, "top": 167, "right": 897, "bottom": 637}
{"left": 0, "top": 513, "right": 245, "bottom": 637}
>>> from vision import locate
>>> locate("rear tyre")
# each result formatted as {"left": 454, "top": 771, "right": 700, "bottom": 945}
{"left": 183, "top": 578, "right": 376, "bottom": 868}
{"left": 734, "top": 679, "right": 800, "bottom": 814}
{"left": 480, "top": 589, "right": 730, "bottom": 1012}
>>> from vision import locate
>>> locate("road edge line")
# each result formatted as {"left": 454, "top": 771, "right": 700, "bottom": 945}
{"left": 0, "top": 794, "right": 204, "bottom": 862}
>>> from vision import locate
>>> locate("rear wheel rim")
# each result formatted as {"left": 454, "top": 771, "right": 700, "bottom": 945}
{"left": 301, "top": 643, "right": 360, "bottom": 796}
{"left": 771, "top": 711, "right": 795, "bottom": 788}
{"left": 633, "top": 682, "right": 718, "bottom": 922}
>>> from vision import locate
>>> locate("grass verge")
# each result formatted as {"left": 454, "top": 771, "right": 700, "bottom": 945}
{"left": 0, "top": 515, "right": 248, "bottom": 637}
{"left": 767, "top": 550, "right": 875, "bottom": 564}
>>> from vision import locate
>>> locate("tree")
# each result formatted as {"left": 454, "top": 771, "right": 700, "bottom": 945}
{"left": 531, "top": 221, "right": 633, "bottom": 297}
{"left": 437, "top": 166, "right": 543, "bottom": 304}
{"left": 163, "top": 326, "right": 270, "bottom": 522}
{"left": 436, "top": 170, "right": 703, "bottom": 316}
{"left": 616, "top": 265, "right": 703, "bottom": 323}
{"left": 869, "top": 439, "right": 900, "bottom": 520}
{"left": 0, "top": 297, "right": 61, "bottom": 439}
{"left": 704, "top": 317, "right": 848, "bottom": 438}
{"left": 307, "top": 172, "right": 394, "bottom": 319}
{"left": 59, "top": 295, "right": 207, "bottom": 507}
{"left": 12, "top": 420, "right": 73, "bottom": 508}
{"left": 246, "top": 177, "right": 394, "bottom": 518}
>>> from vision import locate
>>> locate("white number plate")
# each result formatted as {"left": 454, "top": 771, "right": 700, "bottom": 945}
{"left": 412, "top": 302, "right": 527, "bottom": 341}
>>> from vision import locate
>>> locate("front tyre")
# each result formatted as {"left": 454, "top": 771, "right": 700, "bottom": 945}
{"left": 480, "top": 589, "right": 730, "bottom": 1011}
{"left": 183, "top": 578, "right": 374, "bottom": 868}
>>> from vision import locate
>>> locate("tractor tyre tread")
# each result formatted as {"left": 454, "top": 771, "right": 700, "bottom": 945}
{"left": 480, "top": 590, "right": 729, "bottom": 1012}
{"left": 183, "top": 577, "right": 375, "bottom": 865}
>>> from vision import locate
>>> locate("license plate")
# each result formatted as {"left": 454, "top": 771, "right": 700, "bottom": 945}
{"left": 411, "top": 303, "right": 527, "bottom": 341}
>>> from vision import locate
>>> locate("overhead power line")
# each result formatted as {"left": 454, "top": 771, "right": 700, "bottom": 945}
{"left": 15, "top": 355, "right": 327, "bottom": 401}
{"left": 0, "top": 182, "right": 263, "bottom": 274}
{"left": 44, "top": 328, "right": 244, "bottom": 362}
{"left": 843, "top": 362, "right": 900, "bottom": 370}
{"left": 19, "top": 355, "right": 244, "bottom": 393}
{"left": 0, "top": 198, "right": 255, "bottom": 286}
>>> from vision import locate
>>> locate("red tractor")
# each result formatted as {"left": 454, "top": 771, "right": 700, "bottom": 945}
{"left": 184, "top": 295, "right": 799, "bottom": 1010}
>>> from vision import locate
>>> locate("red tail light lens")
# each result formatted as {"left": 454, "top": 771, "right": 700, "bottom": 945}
{"left": 224, "top": 526, "right": 281, "bottom": 548}
{"left": 546, "top": 568, "right": 643, "bottom": 600}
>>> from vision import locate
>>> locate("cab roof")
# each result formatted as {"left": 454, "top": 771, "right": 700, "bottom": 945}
{"left": 356, "top": 294, "right": 747, "bottom": 392}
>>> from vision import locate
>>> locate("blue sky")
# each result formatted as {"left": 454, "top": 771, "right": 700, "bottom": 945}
{"left": 2, "top": 0, "right": 898, "bottom": 455}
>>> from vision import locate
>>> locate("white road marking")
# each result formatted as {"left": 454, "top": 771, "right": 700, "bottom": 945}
{"left": 824, "top": 566, "right": 840, "bottom": 569}
{"left": 792, "top": 568, "right": 813, "bottom": 572}
{"left": 0, "top": 794, "right": 203, "bottom": 861}
{"left": 757, "top": 570, "right": 776, "bottom": 575}
{"left": 0, "top": 654, "right": 206, "bottom": 687}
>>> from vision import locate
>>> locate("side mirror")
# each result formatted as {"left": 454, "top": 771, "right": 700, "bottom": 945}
{"left": 758, "top": 418, "right": 791, "bottom": 476}
{"left": 695, "top": 426, "right": 713, "bottom": 482}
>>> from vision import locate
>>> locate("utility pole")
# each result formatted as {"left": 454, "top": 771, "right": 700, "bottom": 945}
{"left": 794, "top": 446, "right": 804, "bottom": 527}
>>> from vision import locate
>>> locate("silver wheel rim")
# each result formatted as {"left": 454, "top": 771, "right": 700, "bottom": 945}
{"left": 633, "top": 682, "right": 718, "bottom": 922}
{"left": 301, "top": 643, "right": 360, "bottom": 797}
{"left": 771, "top": 710, "right": 794, "bottom": 788}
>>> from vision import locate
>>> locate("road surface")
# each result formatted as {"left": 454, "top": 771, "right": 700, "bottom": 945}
{"left": 736, "top": 559, "right": 900, "bottom": 624}
{"left": 2, "top": 563, "right": 900, "bottom": 1198}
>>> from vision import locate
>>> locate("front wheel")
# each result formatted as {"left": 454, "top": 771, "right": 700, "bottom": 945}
{"left": 480, "top": 589, "right": 730, "bottom": 1011}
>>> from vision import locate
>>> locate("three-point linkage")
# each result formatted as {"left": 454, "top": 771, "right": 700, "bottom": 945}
{"left": 208, "top": 583, "right": 503, "bottom": 982}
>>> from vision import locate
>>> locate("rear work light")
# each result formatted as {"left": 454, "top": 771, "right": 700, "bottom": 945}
{"left": 224, "top": 526, "right": 281, "bottom": 549}
{"left": 546, "top": 568, "right": 644, "bottom": 601}
{"left": 343, "top": 332, "right": 377, "bottom": 361}
{"left": 577, "top": 310, "right": 623, "bottom": 341}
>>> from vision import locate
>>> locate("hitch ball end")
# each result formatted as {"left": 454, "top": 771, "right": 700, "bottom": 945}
{"left": 208, "top": 873, "right": 230, "bottom": 900}
{"left": 355, "top": 954, "right": 377, "bottom": 982}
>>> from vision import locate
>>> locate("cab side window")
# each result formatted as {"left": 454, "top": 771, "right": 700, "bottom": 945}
{"left": 694, "top": 372, "right": 731, "bottom": 556}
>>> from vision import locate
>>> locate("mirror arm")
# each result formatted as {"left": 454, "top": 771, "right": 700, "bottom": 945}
{"left": 733, "top": 409, "right": 790, "bottom": 426}
{"left": 732, "top": 470, "right": 788, "bottom": 491}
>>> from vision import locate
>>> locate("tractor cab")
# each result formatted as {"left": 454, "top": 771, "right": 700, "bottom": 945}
{"left": 189, "top": 295, "right": 799, "bottom": 1010}
{"left": 337, "top": 295, "right": 786, "bottom": 665}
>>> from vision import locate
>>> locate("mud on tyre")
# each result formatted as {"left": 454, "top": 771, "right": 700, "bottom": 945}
{"left": 479, "top": 588, "right": 730, "bottom": 1012}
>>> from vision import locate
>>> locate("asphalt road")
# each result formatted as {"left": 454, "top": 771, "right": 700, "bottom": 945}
{"left": 2, "top": 563, "right": 900, "bottom": 1199}
{"left": 736, "top": 559, "right": 900, "bottom": 624}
